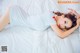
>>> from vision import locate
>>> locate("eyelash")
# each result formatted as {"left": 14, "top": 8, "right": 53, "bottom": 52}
{"left": 65, "top": 21, "right": 66, "bottom": 23}
{"left": 64, "top": 21, "right": 67, "bottom": 28}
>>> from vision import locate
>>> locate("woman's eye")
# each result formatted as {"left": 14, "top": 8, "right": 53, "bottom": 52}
{"left": 65, "top": 21, "right": 66, "bottom": 23}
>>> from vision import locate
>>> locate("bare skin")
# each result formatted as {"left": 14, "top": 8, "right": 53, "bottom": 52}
{"left": 51, "top": 19, "right": 79, "bottom": 39}
{"left": 68, "top": 8, "right": 80, "bottom": 23}
{"left": 0, "top": 8, "right": 10, "bottom": 31}
{"left": 68, "top": 8, "right": 80, "bottom": 19}
{"left": 0, "top": 8, "right": 80, "bottom": 39}
{"left": 51, "top": 9, "right": 80, "bottom": 39}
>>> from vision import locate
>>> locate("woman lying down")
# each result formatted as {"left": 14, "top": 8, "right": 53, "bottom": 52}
{"left": 0, "top": 6, "right": 80, "bottom": 39}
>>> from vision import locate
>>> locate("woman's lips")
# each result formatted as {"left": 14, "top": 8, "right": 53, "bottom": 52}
{"left": 58, "top": 24, "right": 61, "bottom": 27}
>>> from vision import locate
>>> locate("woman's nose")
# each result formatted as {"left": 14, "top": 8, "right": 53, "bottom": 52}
{"left": 60, "top": 21, "right": 64, "bottom": 25}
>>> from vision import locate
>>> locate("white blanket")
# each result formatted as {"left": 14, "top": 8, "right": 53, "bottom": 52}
{"left": 0, "top": 26, "right": 80, "bottom": 53}
{"left": 0, "top": 0, "right": 80, "bottom": 53}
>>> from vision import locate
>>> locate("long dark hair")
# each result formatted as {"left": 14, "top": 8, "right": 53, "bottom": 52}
{"left": 53, "top": 11, "right": 77, "bottom": 30}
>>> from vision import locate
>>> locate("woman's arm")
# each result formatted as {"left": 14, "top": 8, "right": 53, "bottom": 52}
{"left": 0, "top": 9, "right": 10, "bottom": 31}
{"left": 78, "top": 18, "right": 80, "bottom": 23}
{"left": 50, "top": 20, "right": 79, "bottom": 39}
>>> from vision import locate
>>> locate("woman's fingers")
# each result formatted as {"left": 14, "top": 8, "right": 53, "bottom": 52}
{"left": 68, "top": 8, "right": 74, "bottom": 11}
{"left": 68, "top": 8, "right": 79, "bottom": 17}
{"left": 68, "top": 8, "right": 76, "bottom": 12}
{"left": 68, "top": 8, "right": 74, "bottom": 14}
{"left": 68, "top": 8, "right": 76, "bottom": 13}
{"left": 68, "top": 8, "right": 74, "bottom": 13}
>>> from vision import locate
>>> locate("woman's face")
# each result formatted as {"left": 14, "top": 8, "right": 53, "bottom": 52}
{"left": 57, "top": 15, "right": 72, "bottom": 29}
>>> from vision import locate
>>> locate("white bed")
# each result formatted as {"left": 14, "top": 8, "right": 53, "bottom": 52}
{"left": 0, "top": 0, "right": 80, "bottom": 53}
{"left": 0, "top": 26, "right": 80, "bottom": 53}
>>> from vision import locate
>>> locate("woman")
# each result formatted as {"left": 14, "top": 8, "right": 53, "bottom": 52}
{"left": 0, "top": 6, "right": 80, "bottom": 39}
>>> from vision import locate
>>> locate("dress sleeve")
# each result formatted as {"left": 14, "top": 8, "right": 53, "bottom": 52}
{"left": 42, "top": 11, "right": 56, "bottom": 27}
{"left": 9, "top": 6, "right": 27, "bottom": 26}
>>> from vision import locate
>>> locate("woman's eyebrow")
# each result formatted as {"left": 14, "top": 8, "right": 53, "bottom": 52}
{"left": 65, "top": 21, "right": 66, "bottom": 23}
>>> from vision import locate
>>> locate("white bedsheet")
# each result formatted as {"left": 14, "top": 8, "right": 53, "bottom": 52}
{"left": 0, "top": 0, "right": 80, "bottom": 53}
{"left": 0, "top": 26, "right": 80, "bottom": 53}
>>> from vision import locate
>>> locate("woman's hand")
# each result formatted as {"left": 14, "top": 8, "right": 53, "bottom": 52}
{"left": 68, "top": 8, "right": 77, "bottom": 14}
{"left": 68, "top": 8, "right": 80, "bottom": 19}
